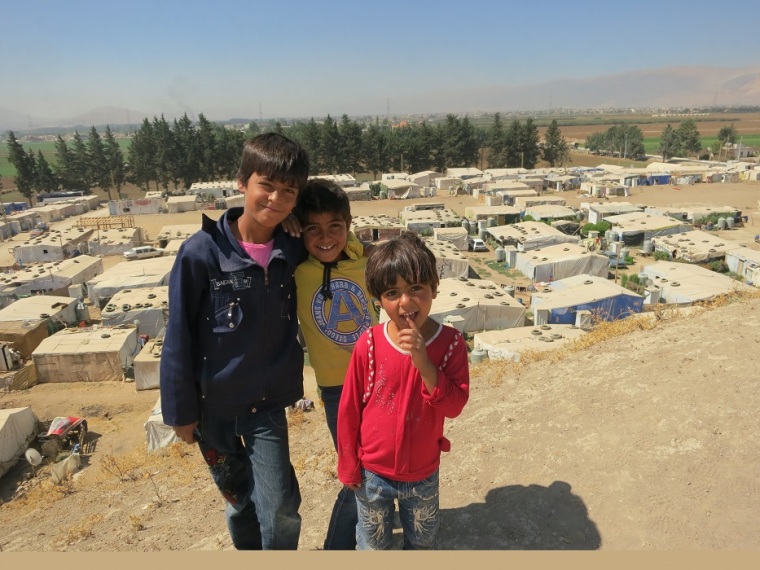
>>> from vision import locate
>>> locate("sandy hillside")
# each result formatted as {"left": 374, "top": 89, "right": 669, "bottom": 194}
{"left": 0, "top": 181, "right": 760, "bottom": 550}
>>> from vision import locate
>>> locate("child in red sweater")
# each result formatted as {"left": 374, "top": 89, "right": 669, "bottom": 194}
{"left": 337, "top": 232, "right": 470, "bottom": 549}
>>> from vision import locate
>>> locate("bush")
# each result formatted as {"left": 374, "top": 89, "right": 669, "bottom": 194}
{"left": 706, "top": 260, "right": 729, "bottom": 273}
{"left": 580, "top": 221, "right": 611, "bottom": 238}
{"left": 654, "top": 250, "right": 670, "bottom": 261}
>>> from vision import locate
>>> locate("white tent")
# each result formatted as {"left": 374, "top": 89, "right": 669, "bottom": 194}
{"left": 32, "top": 326, "right": 139, "bottom": 383}
{"left": 640, "top": 261, "right": 751, "bottom": 304}
{"left": 0, "top": 407, "right": 39, "bottom": 479}
{"left": 134, "top": 339, "right": 162, "bottom": 391}
{"left": 474, "top": 324, "right": 586, "bottom": 362}
{"left": 86, "top": 256, "right": 176, "bottom": 308}
{"left": 101, "top": 286, "right": 169, "bottom": 339}
{"left": 486, "top": 221, "right": 578, "bottom": 252}
{"left": 145, "top": 395, "right": 180, "bottom": 452}
{"left": 424, "top": 239, "right": 470, "bottom": 279}
{"left": 514, "top": 243, "right": 609, "bottom": 283}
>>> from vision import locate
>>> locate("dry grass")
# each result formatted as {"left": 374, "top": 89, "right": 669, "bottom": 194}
{"left": 53, "top": 513, "right": 104, "bottom": 547}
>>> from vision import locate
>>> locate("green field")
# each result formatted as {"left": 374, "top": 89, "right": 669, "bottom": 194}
{"left": 0, "top": 138, "right": 131, "bottom": 177}
{"left": 643, "top": 134, "right": 760, "bottom": 155}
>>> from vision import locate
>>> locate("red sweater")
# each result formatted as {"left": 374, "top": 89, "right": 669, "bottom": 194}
{"left": 337, "top": 322, "right": 470, "bottom": 485}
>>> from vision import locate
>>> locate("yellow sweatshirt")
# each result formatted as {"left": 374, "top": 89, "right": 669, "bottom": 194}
{"left": 295, "top": 232, "right": 378, "bottom": 388}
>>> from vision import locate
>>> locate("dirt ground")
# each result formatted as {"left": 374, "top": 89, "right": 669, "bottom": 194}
{"left": 1, "top": 179, "right": 760, "bottom": 550}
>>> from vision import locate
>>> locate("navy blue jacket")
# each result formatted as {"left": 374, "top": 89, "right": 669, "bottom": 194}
{"left": 160, "top": 208, "right": 306, "bottom": 426}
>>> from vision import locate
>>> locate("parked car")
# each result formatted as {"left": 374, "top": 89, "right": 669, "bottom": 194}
{"left": 468, "top": 237, "right": 488, "bottom": 252}
{"left": 123, "top": 245, "right": 164, "bottom": 261}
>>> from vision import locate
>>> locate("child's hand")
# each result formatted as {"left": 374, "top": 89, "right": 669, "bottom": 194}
{"left": 281, "top": 214, "right": 302, "bottom": 237}
{"left": 399, "top": 316, "right": 435, "bottom": 378}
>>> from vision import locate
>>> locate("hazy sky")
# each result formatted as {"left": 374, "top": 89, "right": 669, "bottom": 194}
{"left": 4, "top": 0, "right": 760, "bottom": 121}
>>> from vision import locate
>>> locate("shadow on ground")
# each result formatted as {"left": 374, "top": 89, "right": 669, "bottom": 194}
{"left": 438, "top": 480, "right": 601, "bottom": 549}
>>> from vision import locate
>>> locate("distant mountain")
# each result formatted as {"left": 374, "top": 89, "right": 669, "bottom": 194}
{"left": 2, "top": 66, "right": 759, "bottom": 133}
{"left": 423, "top": 66, "right": 760, "bottom": 114}
{"left": 0, "top": 106, "right": 153, "bottom": 134}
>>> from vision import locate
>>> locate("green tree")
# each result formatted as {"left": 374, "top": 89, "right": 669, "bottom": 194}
{"left": 519, "top": 118, "right": 541, "bottom": 169}
{"left": 6, "top": 131, "right": 36, "bottom": 204}
{"left": 54, "top": 135, "right": 78, "bottom": 191}
{"left": 87, "top": 126, "right": 113, "bottom": 200}
{"left": 362, "top": 121, "right": 390, "bottom": 180}
{"left": 35, "top": 150, "right": 58, "bottom": 194}
{"left": 70, "top": 131, "right": 91, "bottom": 190}
{"left": 127, "top": 118, "right": 157, "bottom": 191}
{"left": 172, "top": 114, "right": 200, "bottom": 190}
{"left": 505, "top": 120, "right": 522, "bottom": 167}
{"left": 676, "top": 120, "right": 701, "bottom": 156}
{"left": 304, "top": 118, "right": 323, "bottom": 175}
{"left": 320, "top": 114, "right": 341, "bottom": 174}
{"left": 717, "top": 123, "right": 737, "bottom": 145}
{"left": 153, "top": 115, "right": 177, "bottom": 191}
{"left": 542, "top": 120, "right": 571, "bottom": 167}
{"left": 487, "top": 113, "right": 506, "bottom": 168}
{"left": 658, "top": 124, "right": 679, "bottom": 161}
{"left": 103, "top": 126, "right": 126, "bottom": 196}
{"left": 196, "top": 114, "right": 217, "bottom": 181}
{"left": 585, "top": 131, "right": 606, "bottom": 154}
{"left": 337, "top": 114, "right": 363, "bottom": 175}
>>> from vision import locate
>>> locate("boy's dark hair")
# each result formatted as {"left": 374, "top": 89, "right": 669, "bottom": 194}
{"left": 365, "top": 232, "right": 439, "bottom": 298}
{"left": 292, "top": 178, "right": 351, "bottom": 225}
{"left": 237, "top": 132, "right": 310, "bottom": 189}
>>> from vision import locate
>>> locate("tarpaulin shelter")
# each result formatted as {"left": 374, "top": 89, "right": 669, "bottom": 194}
{"left": 0, "top": 407, "right": 39, "bottom": 478}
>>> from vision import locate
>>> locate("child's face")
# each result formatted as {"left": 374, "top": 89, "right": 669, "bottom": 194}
{"left": 238, "top": 173, "right": 299, "bottom": 232}
{"left": 379, "top": 276, "right": 437, "bottom": 333}
{"left": 301, "top": 211, "right": 350, "bottom": 264}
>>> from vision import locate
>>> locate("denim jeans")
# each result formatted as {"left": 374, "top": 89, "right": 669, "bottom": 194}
{"left": 354, "top": 468, "right": 440, "bottom": 550}
{"left": 320, "top": 385, "right": 358, "bottom": 550}
{"left": 195, "top": 408, "right": 301, "bottom": 550}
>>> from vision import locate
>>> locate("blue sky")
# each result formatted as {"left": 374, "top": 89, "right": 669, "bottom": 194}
{"left": 3, "top": 0, "right": 760, "bottom": 122}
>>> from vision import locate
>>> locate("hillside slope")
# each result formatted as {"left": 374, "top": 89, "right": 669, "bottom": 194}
{"left": 1, "top": 295, "right": 759, "bottom": 550}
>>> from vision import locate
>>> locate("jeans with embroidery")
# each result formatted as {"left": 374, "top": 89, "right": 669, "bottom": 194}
{"left": 195, "top": 408, "right": 301, "bottom": 550}
{"left": 320, "top": 385, "right": 358, "bottom": 550}
{"left": 354, "top": 468, "right": 440, "bottom": 550}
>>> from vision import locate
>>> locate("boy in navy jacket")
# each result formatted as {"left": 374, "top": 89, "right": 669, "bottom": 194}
{"left": 160, "top": 133, "right": 309, "bottom": 550}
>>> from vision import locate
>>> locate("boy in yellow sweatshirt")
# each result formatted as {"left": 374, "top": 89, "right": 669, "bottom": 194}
{"left": 293, "top": 178, "right": 377, "bottom": 549}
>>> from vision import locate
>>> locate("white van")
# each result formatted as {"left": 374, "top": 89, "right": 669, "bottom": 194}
{"left": 123, "top": 246, "right": 164, "bottom": 261}
{"left": 467, "top": 238, "right": 488, "bottom": 252}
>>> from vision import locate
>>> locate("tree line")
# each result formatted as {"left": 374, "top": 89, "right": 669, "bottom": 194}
{"left": 4, "top": 113, "right": 572, "bottom": 205}
{"left": 585, "top": 120, "right": 738, "bottom": 162}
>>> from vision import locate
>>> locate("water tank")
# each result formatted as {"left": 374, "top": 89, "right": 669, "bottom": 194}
{"left": 726, "top": 216, "right": 735, "bottom": 229}
{"left": 470, "top": 348, "right": 488, "bottom": 364}
{"left": 642, "top": 239, "right": 653, "bottom": 255}
{"left": 487, "top": 216, "right": 497, "bottom": 227}
{"left": 503, "top": 285, "right": 515, "bottom": 297}
{"left": 379, "top": 190, "right": 388, "bottom": 200}
{"left": 620, "top": 247, "right": 630, "bottom": 260}
{"left": 477, "top": 219, "right": 488, "bottom": 232}
{"left": 604, "top": 229, "right": 614, "bottom": 243}
{"left": 461, "top": 219, "right": 471, "bottom": 234}
{"left": 495, "top": 247, "right": 506, "bottom": 262}
{"left": 717, "top": 217, "right": 727, "bottom": 230}
{"left": 479, "top": 228, "right": 487, "bottom": 239}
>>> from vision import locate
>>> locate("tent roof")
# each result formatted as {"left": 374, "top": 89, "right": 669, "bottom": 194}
{"left": 33, "top": 326, "right": 135, "bottom": 355}
{"left": 0, "top": 295, "right": 76, "bottom": 322}
{"left": 531, "top": 274, "right": 641, "bottom": 310}
{"left": 641, "top": 261, "right": 750, "bottom": 303}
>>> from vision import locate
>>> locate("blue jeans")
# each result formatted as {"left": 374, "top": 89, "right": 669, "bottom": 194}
{"left": 354, "top": 468, "right": 440, "bottom": 550}
{"left": 320, "top": 385, "right": 358, "bottom": 550}
{"left": 195, "top": 408, "right": 301, "bottom": 550}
